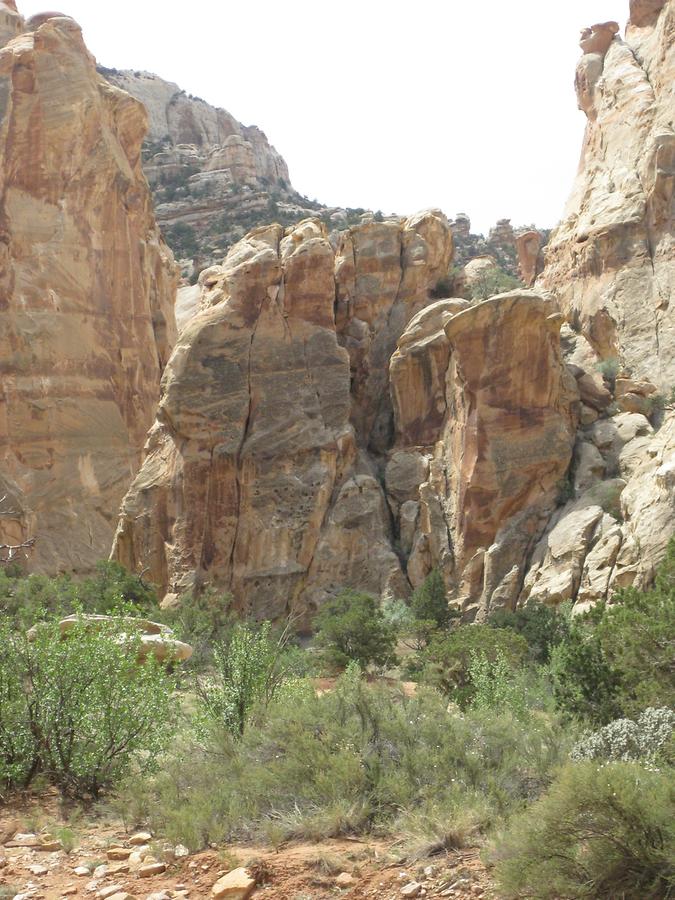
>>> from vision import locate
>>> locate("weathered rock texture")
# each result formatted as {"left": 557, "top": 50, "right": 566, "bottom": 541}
{"left": 391, "top": 294, "right": 578, "bottom": 618}
{"left": 113, "top": 195, "right": 585, "bottom": 622}
{"left": 113, "top": 213, "right": 462, "bottom": 618}
{"left": 100, "top": 69, "right": 332, "bottom": 270}
{"left": 0, "top": 13, "right": 177, "bottom": 573}
{"left": 540, "top": 1, "right": 675, "bottom": 387}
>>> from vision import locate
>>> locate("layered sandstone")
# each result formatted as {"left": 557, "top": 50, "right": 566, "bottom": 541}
{"left": 539, "top": 1, "right": 675, "bottom": 387}
{"left": 100, "top": 69, "right": 326, "bottom": 268}
{"left": 390, "top": 293, "right": 579, "bottom": 618}
{"left": 0, "top": 14, "right": 177, "bottom": 572}
{"left": 113, "top": 203, "right": 583, "bottom": 622}
{"left": 112, "top": 213, "right": 454, "bottom": 618}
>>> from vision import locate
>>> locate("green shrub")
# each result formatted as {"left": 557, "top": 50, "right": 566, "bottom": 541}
{"left": 420, "top": 624, "right": 528, "bottom": 707}
{"left": 158, "top": 589, "right": 236, "bottom": 669}
{"left": 410, "top": 569, "right": 457, "bottom": 630}
{"left": 117, "top": 668, "right": 570, "bottom": 850}
{"left": 549, "top": 624, "right": 621, "bottom": 726}
{"left": 196, "top": 621, "right": 306, "bottom": 736}
{"left": 492, "top": 761, "right": 675, "bottom": 899}
{"left": 468, "top": 650, "right": 527, "bottom": 716}
{"left": 570, "top": 708, "right": 675, "bottom": 764}
{"left": 550, "top": 544, "right": 675, "bottom": 724}
{"left": 469, "top": 266, "right": 522, "bottom": 301}
{"left": 595, "top": 356, "right": 621, "bottom": 388}
{"left": 489, "top": 600, "right": 570, "bottom": 664}
{"left": 0, "top": 560, "right": 157, "bottom": 628}
{"left": 0, "top": 616, "right": 176, "bottom": 798}
{"left": 314, "top": 591, "right": 397, "bottom": 670}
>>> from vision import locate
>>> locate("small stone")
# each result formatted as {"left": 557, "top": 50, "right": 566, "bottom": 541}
{"left": 401, "top": 883, "right": 422, "bottom": 898}
{"left": 211, "top": 866, "right": 256, "bottom": 899}
{"left": 62, "top": 889, "right": 78, "bottom": 897}
{"left": 145, "top": 893, "right": 170, "bottom": 900}
{"left": 138, "top": 861, "right": 166, "bottom": 878}
{"left": 99, "top": 886, "right": 125, "bottom": 899}
{"left": 86, "top": 880, "right": 101, "bottom": 892}
{"left": 93, "top": 864, "right": 109, "bottom": 878}
{"left": 29, "top": 864, "right": 49, "bottom": 875}
{"left": 37, "top": 839, "right": 63, "bottom": 851}
{"left": 107, "top": 848, "right": 133, "bottom": 861}
{"left": 105, "top": 894, "right": 137, "bottom": 900}
{"left": 129, "top": 832, "right": 152, "bottom": 846}
{"left": 336, "top": 872, "right": 355, "bottom": 886}
{"left": 6, "top": 833, "right": 39, "bottom": 848}
{"left": 174, "top": 845, "right": 189, "bottom": 859}
{"left": 75, "top": 865, "right": 92, "bottom": 875}
{"left": 423, "top": 866, "right": 434, "bottom": 878}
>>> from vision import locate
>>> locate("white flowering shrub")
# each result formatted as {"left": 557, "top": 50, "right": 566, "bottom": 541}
{"left": 571, "top": 707, "right": 674, "bottom": 763}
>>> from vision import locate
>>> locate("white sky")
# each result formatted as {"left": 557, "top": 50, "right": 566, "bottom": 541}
{"left": 19, "top": 0, "right": 626, "bottom": 233}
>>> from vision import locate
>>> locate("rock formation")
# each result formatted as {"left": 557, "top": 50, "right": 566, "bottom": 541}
{"left": 540, "top": 1, "right": 675, "bottom": 387}
{"left": 100, "top": 69, "right": 329, "bottom": 270}
{"left": 0, "top": 12, "right": 177, "bottom": 573}
{"left": 112, "top": 205, "right": 585, "bottom": 621}
{"left": 113, "top": 213, "right": 457, "bottom": 618}
{"left": 390, "top": 294, "right": 578, "bottom": 618}
{"left": 527, "top": 0, "right": 675, "bottom": 609}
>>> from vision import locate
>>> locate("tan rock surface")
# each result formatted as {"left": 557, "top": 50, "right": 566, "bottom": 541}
{"left": 391, "top": 292, "right": 578, "bottom": 615}
{"left": 112, "top": 213, "right": 453, "bottom": 618}
{"left": 539, "top": 1, "right": 675, "bottom": 388}
{"left": 0, "top": 15, "right": 177, "bottom": 573}
{"left": 515, "top": 230, "right": 542, "bottom": 286}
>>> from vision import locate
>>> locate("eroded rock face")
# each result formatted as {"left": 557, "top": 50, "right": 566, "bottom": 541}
{"left": 113, "top": 214, "right": 451, "bottom": 620}
{"left": 391, "top": 292, "right": 579, "bottom": 618}
{"left": 539, "top": 2, "right": 675, "bottom": 388}
{"left": 0, "top": 15, "right": 177, "bottom": 572}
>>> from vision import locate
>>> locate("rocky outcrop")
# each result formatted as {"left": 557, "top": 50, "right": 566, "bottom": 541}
{"left": 113, "top": 206, "right": 582, "bottom": 623}
{"left": 112, "top": 213, "right": 457, "bottom": 619}
{"left": 539, "top": 1, "right": 675, "bottom": 388}
{"left": 99, "top": 69, "right": 329, "bottom": 270}
{"left": 391, "top": 293, "right": 579, "bottom": 618}
{"left": 516, "top": 231, "right": 543, "bottom": 286}
{"left": 0, "top": 13, "right": 177, "bottom": 573}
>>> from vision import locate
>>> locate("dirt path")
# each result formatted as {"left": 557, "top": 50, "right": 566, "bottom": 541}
{"left": 0, "top": 796, "right": 493, "bottom": 899}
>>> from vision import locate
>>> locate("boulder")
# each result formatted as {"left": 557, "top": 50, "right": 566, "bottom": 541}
{"left": 211, "top": 867, "right": 256, "bottom": 899}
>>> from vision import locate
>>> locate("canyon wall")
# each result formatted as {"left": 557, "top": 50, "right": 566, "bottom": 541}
{"left": 540, "top": 1, "right": 675, "bottom": 388}
{"left": 0, "top": 11, "right": 177, "bottom": 572}
{"left": 112, "top": 212, "right": 582, "bottom": 621}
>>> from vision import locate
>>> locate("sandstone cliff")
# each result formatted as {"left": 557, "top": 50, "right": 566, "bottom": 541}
{"left": 526, "top": 0, "right": 675, "bottom": 607}
{"left": 112, "top": 211, "right": 585, "bottom": 621}
{"left": 100, "top": 69, "right": 331, "bottom": 270}
{"left": 0, "top": 12, "right": 177, "bottom": 572}
{"left": 540, "top": 1, "right": 675, "bottom": 388}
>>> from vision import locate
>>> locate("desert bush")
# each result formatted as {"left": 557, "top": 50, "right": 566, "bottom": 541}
{"left": 196, "top": 620, "right": 307, "bottom": 736}
{"left": 551, "top": 543, "right": 675, "bottom": 724}
{"left": 595, "top": 356, "right": 621, "bottom": 388}
{"left": 470, "top": 266, "right": 521, "bottom": 301}
{"left": 492, "top": 761, "right": 675, "bottom": 899}
{"left": 0, "top": 616, "right": 175, "bottom": 798}
{"left": 489, "top": 600, "right": 570, "bottom": 663}
{"left": 158, "top": 589, "right": 236, "bottom": 669}
{"left": 314, "top": 590, "right": 397, "bottom": 670}
{"left": 419, "top": 624, "right": 528, "bottom": 707}
{"left": 118, "top": 667, "right": 570, "bottom": 850}
{"left": 570, "top": 707, "right": 675, "bottom": 764}
{"left": 468, "top": 650, "right": 527, "bottom": 716}
{"left": 0, "top": 560, "right": 157, "bottom": 628}
{"left": 410, "top": 569, "right": 457, "bottom": 631}
{"left": 549, "top": 623, "right": 621, "bottom": 726}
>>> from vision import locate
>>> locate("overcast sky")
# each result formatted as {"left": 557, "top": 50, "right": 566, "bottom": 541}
{"left": 19, "top": 0, "right": 626, "bottom": 233}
